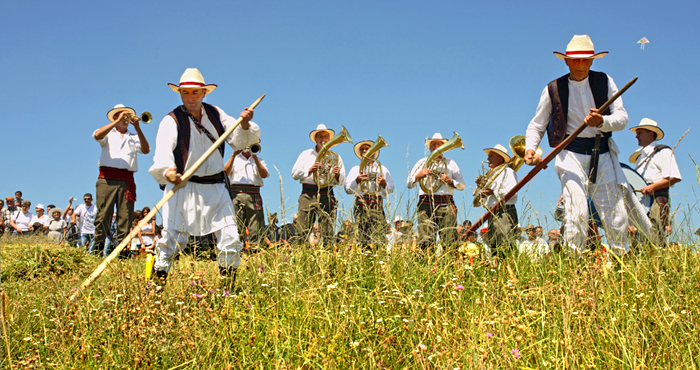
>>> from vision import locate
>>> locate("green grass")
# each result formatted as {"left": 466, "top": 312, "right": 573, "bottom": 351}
{"left": 1, "top": 241, "right": 699, "bottom": 369}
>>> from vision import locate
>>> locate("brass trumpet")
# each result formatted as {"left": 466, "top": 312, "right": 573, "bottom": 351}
{"left": 314, "top": 126, "right": 353, "bottom": 187}
{"left": 359, "top": 135, "right": 388, "bottom": 195}
{"left": 124, "top": 112, "right": 153, "bottom": 124}
{"left": 419, "top": 132, "right": 464, "bottom": 194}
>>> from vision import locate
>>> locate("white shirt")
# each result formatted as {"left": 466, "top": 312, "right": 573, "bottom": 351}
{"left": 229, "top": 153, "right": 267, "bottom": 187}
{"left": 32, "top": 214, "right": 51, "bottom": 227}
{"left": 344, "top": 163, "right": 394, "bottom": 198}
{"left": 93, "top": 127, "right": 144, "bottom": 171}
{"left": 525, "top": 74, "right": 629, "bottom": 153}
{"left": 149, "top": 105, "right": 260, "bottom": 184}
{"left": 13, "top": 211, "right": 34, "bottom": 231}
{"left": 291, "top": 147, "right": 346, "bottom": 186}
{"left": 484, "top": 166, "right": 518, "bottom": 207}
{"left": 635, "top": 142, "right": 682, "bottom": 185}
{"left": 74, "top": 204, "right": 97, "bottom": 234}
{"left": 406, "top": 156, "right": 465, "bottom": 196}
{"left": 149, "top": 105, "right": 259, "bottom": 235}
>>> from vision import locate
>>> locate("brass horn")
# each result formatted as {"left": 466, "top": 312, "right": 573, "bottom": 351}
{"left": 314, "top": 126, "right": 353, "bottom": 187}
{"left": 359, "top": 135, "right": 389, "bottom": 195}
{"left": 508, "top": 135, "right": 541, "bottom": 171}
{"left": 250, "top": 143, "right": 261, "bottom": 155}
{"left": 125, "top": 112, "right": 152, "bottom": 124}
{"left": 419, "top": 132, "right": 464, "bottom": 194}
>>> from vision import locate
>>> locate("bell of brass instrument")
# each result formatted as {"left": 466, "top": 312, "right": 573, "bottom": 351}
{"left": 359, "top": 135, "right": 389, "bottom": 196}
{"left": 508, "top": 135, "right": 541, "bottom": 171}
{"left": 472, "top": 162, "right": 508, "bottom": 207}
{"left": 250, "top": 143, "right": 261, "bottom": 155}
{"left": 125, "top": 112, "right": 152, "bottom": 124}
{"left": 419, "top": 132, "right": 465, "bottom": 194}
{"left": 314, "top": 126, "right": 353, "bottom": 187}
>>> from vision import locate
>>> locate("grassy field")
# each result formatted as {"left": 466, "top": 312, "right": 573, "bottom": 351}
{"left": 1, "top": 239, "right": 699, "bottom": 369}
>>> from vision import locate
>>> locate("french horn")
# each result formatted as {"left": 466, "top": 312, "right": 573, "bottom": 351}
{"left": 314, "top": 126, "right": 353, "bottom": 187}
{"left": 419, "top": 132, "right": 465, "bottom": 194}
{"left": 359, "top": 135, "right": 388, "bottom": 196}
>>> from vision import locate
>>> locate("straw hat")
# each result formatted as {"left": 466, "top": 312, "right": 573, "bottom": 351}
{"left": 554, "top": 35, "right": 608, "bottom": 60}
{"left": 50, "top": 208, "right": 62, "bottom": 217}
{"left": 394, "top": 215, "right": 403, "bottom": 222}
{"left": 168, "top": 68, "right": 217, "bottom": 94}
{"left": 107, "top": 104, "right": 136, "bottom": 121}
{"left": 353, "top": 140, "right": 376, "bottom": 160}
{"left": 483, "top": 144, "right": 512, "bottom": 163}
{"left": 425, "top": 133, "right": 448, "bottom": 147}
{"left": 629, "top": 117, "right": 665, "bottom": 141}
{"left": 309, "top": 124, "right": 335, "bottom": 143}
{"left": 629, "top": 147, "right": 642, "bottom": 163}
{"left": 525, "top": 223, "right": 535, "bottom": 231}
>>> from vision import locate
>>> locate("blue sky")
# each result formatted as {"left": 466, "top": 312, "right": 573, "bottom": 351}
{"left": 2, "top": 0, "right": 699, "bottom": 238}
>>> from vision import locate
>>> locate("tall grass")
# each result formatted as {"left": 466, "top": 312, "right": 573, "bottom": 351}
{"left": 2, "top": 239, "right": 700, "bottom": 369}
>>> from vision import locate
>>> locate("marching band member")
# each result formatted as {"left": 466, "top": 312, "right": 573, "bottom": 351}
{"left": 92, "top": 104, "right": 150, "bottom": 256}
{"left": 149, "top": 68, "right": 259, "bottom": 286}
{"left": 476, "top": 144, "right": 519, "bottom": 257}
{"left": 630, "top": 118, "right": 682, "bottom": 246}
{"left": 407, "top": 133, "right": 465, "bottom": 249}
{"left": 224, "top": 136, "right": 268, "bottom": 247}
{"left": 344, "top": 139, "right": 395, "bottom": 246}
{"left": 524, "top": 35, "right": 630, "bottom": 255}
{"left": 291, "top": 124, "right": 346, "bottom": 240}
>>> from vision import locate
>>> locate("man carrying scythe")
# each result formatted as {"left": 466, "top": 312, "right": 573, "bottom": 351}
{"left": 523, "top": 35, "right": 631, "bottom": 255}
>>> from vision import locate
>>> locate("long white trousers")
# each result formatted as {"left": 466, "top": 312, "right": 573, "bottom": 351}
{"left": 154, "top": 224, "right": 242, "bottom": 272}
{"left": 555, "top": 150, "right": 629, "bottom": 255}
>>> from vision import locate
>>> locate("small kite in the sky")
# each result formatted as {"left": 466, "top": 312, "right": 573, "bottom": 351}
{"left": 637, "top": 37, "right": 650, "bottom": 50}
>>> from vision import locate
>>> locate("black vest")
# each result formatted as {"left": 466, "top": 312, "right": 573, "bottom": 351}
{"left": 169, "top": 103, "right": 225, "bottom": 174}
{"left": 546, "top": 71, "right": 611, "bottom": 147}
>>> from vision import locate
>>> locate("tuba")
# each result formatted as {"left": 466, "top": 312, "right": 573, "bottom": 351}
{"left": 359, "top": 135, "right": 389, "bottom": 195}
{"left": 314, "top": 126, "right": 353, "bottom": 187}
{"left": 419, "top": 132, "right": 465, "bottom": 194}
{"left": 472, "top": 135, "right": 542, "bottom": 207}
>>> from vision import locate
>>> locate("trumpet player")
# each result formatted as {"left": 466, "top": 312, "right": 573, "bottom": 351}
{"left": 224, "top": 138, "right": 268, "bottom": 247}
{"left": 476, "top": 144, "right": 519, "bottom": 257}
{"left": 292, "top": 124, "right": 346, "bottom": 240}
{"left": 407, "top": 133, "right": 465, "bottom": 249}
{"left": 92, "top": 104, "right": 150, "bottom": 256}
{"left": 345, "top": 139, "right": 395, "bottom": 246}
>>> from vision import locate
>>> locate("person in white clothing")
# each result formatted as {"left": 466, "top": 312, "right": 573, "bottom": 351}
{"left": 149, "top": 68, "right": 259, "bottom": 286}
{"left": 345, "top": 139, "right": 395, "bottom": 245}
{"left": 519, "top": 223, "right": 550, "bottom": 259}
{"left": 72, "top": 194, "right": 97, "bottom": 250}
{"left": 291, "top": 124, "right": 346, "bottom": 240}
{"left": 407, "top": 133, "right": 465, "bottom": 249}
{"left": 92, "top": 103, "right": 150, "bottom": 255}
{"left": 523, "top": 35, "right": 630, "bottom": 255}
{"left": 9, "top": 200, "right": 34, "bottom": 235}
{"left": 630, "top": 118, "right": 682, "bottom": 246}
{"left": 224, "top": 136, "right": 268, "bottom": 246}
{"left": 475, "top": 144, "right": 519, "bottom": 257}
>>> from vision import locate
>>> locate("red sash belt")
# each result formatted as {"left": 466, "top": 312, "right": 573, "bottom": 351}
{"left": 99, "top": 166, "right": 136, "bottom": 202}
{"left": 355, "top": 194, "right": 383, "bottom": 208}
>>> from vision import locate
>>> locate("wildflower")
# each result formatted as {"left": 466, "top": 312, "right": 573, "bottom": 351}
{"left": 189, "top": 281, "right": 195, "bottom": 286}
{"left": 350, "top": 341, "right": 360, "bottom": 347}
{"left": 223, "top": 290, "right": 231, "bottom": 297}
{"left": 193, "top": 294, "right": 201, "bottom": 299}
{"left": 455, "top": 285, "right": 464, "bottom": 290}
{"left": 376, "top": 318, "right": 383, "bottom": 323}
{"left": 417, "top": 344, "right": 427, "bottom": 351}
{"left": 246, "top": 303, "right": 251, "bottom": 309}
{"left": 283, "top": 257, "right": 289, "bottom": 262}
{"left": 510, "top": 348, "right": 521, "bottom": 359}
{"left": 210, "top": 289, "right": 216, "bottom": 293}
{"left": 94, "top": 353, "right": 101, "bottom": 358}
{"left": 259, "top": 265, "right": 265, "bottom": 273}
{"left": 486, "top": 332, "right": 493, "bottom": 338}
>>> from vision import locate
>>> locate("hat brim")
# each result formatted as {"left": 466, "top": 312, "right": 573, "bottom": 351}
{"left": 425, "top": 139, "right": 448, "bottom": 147}
{"left": 629, "top": 149, "right": 641, "bottom": 163}
{"left": 483, "top": 148, "right": 511, "bottom": 163}
{"left": 168, "top": 83, "right": 217, "bottom": 94}
{"left": 630, "top": 125, "right": 665, "bottom": 141}
{"left": 107, "top": 107, "right": 136, "bottom": 121}
{"left": 50, "top": 208, "right": 63, "bottom": 217}
{"left": 309, "top": 129, "right": 335, "bottom": 143}
{"left": 354, "top": 140, "right": 376, "bottom": 160}
{"left": 554, "top": 51, "right": 608, "bottom": 60}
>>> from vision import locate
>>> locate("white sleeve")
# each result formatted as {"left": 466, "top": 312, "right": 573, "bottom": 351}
{"left": 149, "top": 115, "right": 179, "bottom": 185}
{"left": 345, "top": 166, "right": 360, "bottom": 195}
{"left": 218, "top": 107, "right": 262, "bottom": 150}
{"left": 525, "top": 86, "right": 551, "bottom": 152}
{"left": 406, "top": 159, "right": 426, "bottom": 189}
{"left": 447, "top": 159, "right": 465, "bottom": 191}
{"left": 383, "top": 166, "right": 395, "bottom": 195}
{"left": 599, "top": 76, "right": 629, "bottom": 132}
